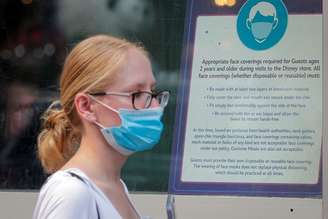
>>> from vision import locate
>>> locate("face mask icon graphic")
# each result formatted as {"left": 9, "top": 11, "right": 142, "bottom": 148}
{"left": 237, "top": 0, "right": 287, "bottom": 50}
{"left": 246, "top": 2, "right": 279, "bottom": 43}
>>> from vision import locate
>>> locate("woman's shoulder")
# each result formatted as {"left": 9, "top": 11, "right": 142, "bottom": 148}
{"left": 41, "top": 169, "right": 92, "bottom": 198}
{"left": 33, "top": 169, "right": 97, "bottom": 219}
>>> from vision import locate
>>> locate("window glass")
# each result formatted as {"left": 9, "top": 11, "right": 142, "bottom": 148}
{"left": 0, "top": 0, "right": 186, "bottom": 191}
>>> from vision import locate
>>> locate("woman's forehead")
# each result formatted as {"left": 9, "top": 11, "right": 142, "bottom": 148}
{"left": 125, "top": 48, "right": 150, "bottom": 68}
{"left": 108, "top": 48, "right": 155, "bottom": 90}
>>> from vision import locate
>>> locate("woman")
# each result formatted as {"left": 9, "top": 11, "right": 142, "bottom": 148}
{"left": 33, "top": 35, "right": 169, "bottom": 219}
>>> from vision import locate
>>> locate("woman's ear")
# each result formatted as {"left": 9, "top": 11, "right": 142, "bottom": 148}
{"left": 74, "top": 93, "right": 97, "bottom": 122}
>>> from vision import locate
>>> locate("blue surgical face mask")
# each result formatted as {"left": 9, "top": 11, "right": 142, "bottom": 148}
{"left": 90, "top": 96, "right": 164, "bottom": 155}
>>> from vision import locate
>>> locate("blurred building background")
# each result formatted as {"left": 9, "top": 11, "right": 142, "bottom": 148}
{"left": 0, "top": 0, "right": 186, "bottom": 191}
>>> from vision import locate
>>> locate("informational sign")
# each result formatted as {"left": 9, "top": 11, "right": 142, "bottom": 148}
{"left": 169, "top": 0, "right": 322, "bottom": 197}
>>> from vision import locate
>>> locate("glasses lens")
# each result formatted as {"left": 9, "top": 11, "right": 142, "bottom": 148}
{"left": 133, "top": 91, "right": 170, "bottom": 109}
{"left": 133, "top": 92, "right": 152, "bottom": 109}
{"left": 156, "top": 91, "right": 170, "bottom": 108}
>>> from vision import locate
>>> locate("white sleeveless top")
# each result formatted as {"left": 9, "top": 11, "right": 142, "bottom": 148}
{"left": 33, "top": 168, "right": 142, "bottom": 219}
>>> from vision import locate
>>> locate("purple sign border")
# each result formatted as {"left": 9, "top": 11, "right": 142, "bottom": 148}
{"left": 168, "top": 0, "right": 323, "bottom": 197}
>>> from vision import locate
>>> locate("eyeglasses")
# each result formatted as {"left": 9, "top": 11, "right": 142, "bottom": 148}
{"left": 88, "top": 90, "right": 170, "bottom": 110}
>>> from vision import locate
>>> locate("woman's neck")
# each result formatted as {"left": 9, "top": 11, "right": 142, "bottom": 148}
{"left": 63, "top": 131, "right": 128, "bottom": 184}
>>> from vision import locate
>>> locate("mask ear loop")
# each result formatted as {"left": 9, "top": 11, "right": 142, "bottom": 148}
{"left": 88, "top": 94, "right": 119, "bottom": 114}
{"left": 87, "top": 94, "right": 120, "bottom": 129}
{"left": 93, "top": 120, "right": 105, "bottom": 129}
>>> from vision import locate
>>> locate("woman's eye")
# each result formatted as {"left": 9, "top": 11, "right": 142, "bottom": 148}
{"left": 134, "top": 92, "right": 143, "bottom": 98}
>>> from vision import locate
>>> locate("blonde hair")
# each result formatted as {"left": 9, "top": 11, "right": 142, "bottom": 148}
{"left": 38, "top": 35, "right": 145, "bottom": 173}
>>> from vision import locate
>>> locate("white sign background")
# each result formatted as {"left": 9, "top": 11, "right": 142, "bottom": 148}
{"left": 181, "top": 15, "right": 322, "bottom": 184}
